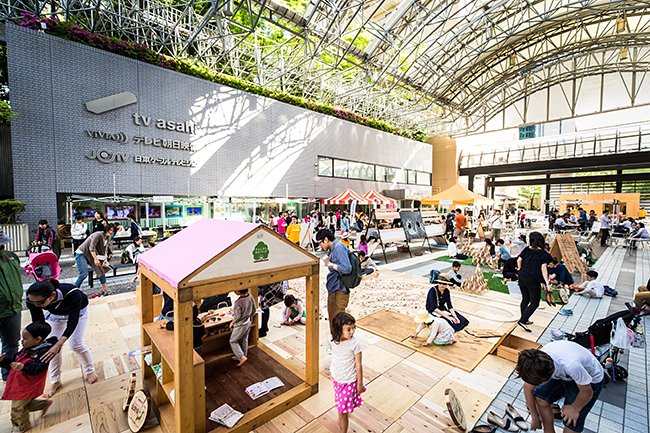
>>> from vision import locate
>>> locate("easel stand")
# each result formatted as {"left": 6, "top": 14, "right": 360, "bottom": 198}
{"left": 138, "top": 219, "right": 320, "bottom": 433}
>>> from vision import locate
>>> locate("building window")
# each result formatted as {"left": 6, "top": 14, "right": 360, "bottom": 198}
{"left": 348, "top": 161, "right": 374, "bottom": 180}
{"left": 333, "top": 159, "right": 348, "bottom": 178}
{"left": 417, "top": 172, "right": 431, "bottom": 185}
{"left": 519, "top": 125, "right": 537, "bottom": 140}
{"left": 318, "top": 157, "right": 333, "bottom": 176}
{"left": 318, "top": 157, "right": 429, "bottom": 185}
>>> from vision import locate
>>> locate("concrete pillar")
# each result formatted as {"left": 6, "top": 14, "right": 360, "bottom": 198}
{"left": 427, "top": 136, "right": 458, "bottom": 194}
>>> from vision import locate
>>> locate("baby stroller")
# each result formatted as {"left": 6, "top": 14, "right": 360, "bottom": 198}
{"left": 24, "top": 251, "right": 61, "bottom": 282}
{"left": 566, "top": 303, "right": 637, "bottom": 383}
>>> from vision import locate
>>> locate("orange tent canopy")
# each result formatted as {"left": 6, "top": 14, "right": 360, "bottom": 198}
{"left": 421, "top": 184, "right": 492, "bottom": 206}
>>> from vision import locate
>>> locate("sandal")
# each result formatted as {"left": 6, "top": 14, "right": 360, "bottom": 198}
{"left": 517, "top": 321, "right": 532, "bottom": 332}
{"left": 557, "top": 287, "right": 569, "bottom": 304}
{"left": 506, "top": 403, "right": 529, "bottom": 430}
{"left": 487, "top": 411, "right": 518, "bottom": 432}
{"left": 552, "top": 403, "right": 562, "bottom": 420}
{"left": 470, "top": 425, "right": 496, "bottom": 433}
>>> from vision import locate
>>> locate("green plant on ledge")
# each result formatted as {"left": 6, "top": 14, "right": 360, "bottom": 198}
{"left": 15, "top": 13, "right": 428, "bottom": 142}
{"left": 0, "top": 199, "right": 26, "bottom": 224}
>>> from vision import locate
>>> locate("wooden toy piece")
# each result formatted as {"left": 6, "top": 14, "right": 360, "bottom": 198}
{"left": 128, "top": 390, "right": 149, "bottom": 432}
{"left": 445, "top": 388, "right": 467, "bottom": 431}
{"left": 122, "top": 372, "right": 137, "bottom": 411}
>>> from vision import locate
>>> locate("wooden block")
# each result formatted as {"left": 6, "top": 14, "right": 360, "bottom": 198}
{"left": 299, "top": 377, "right": 336, "bottom": 418}
{"left": 446, "top": 367, "right": 507, "bottom": 398}
{"left": 476, "top": 354, "right": 516, "bottom": 378}
{"left": 373, "top": 339, "right": 415, "bottom": 359}
{"left": 494, "top": 335, "right": 542, "bottom": 363}
{"left": 32, "top": 413, "right": 92, "bottom": 433}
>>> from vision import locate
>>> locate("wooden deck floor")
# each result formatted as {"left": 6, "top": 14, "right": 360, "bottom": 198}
{"left": 0, "top": 259, "right": 558, "bottom": 433}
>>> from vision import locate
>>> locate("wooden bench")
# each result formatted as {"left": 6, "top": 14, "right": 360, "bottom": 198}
{"left": 88, "top": 263, "right": 137, "bottom": 288}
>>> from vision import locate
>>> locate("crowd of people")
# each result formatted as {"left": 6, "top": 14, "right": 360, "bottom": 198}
{"left": 4, "top": 201, "right": 649, "bottom": 433}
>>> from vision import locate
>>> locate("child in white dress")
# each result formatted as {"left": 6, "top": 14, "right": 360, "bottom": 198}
{"left": 410, "top": 309, "right": 457, "bottom": 346}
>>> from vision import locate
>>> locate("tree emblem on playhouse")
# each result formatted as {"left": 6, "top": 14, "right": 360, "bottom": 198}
{"left": 252, "top": 241, "right": 269, "bottom": 262}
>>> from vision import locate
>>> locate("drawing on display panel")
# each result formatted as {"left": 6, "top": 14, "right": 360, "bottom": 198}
{"left": 165, "top": 205, "right": 183, "bottom": 217}
{"left": 399, "top": 211, "right": 427, "bottom": 240}
{"left": 186, "top": 206, "right": 202, "bottom": 216}
{"left": 106, "top": 205, "right": 136, "bottom": 220}
{"left": 140, "top": 205, "right": 161, "bottom": 218}
{"left": 71, "top": 205, "right": 102, "bottom": 220}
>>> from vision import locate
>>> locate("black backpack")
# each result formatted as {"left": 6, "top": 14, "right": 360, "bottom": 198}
{"left": 341, "top": 251, "right": 363, "bottom": 289}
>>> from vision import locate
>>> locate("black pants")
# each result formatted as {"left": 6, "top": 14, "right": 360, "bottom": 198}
{"left": 600, "top": 228, "right": 609, "bottom": 246}
{"left": 259, "top": 308, "right": 270, "bottom": 337}
{"left": 452, "top": 254, "right": 468, "bottom": 260}
{"left": 519, "top": 276, "right": 542, "bottom": 324}
{"left": 503, "top": 271, "right": 518, "bottom": 281}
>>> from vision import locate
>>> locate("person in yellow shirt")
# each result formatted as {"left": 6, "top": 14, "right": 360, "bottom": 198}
{"left": 639, "top": 207, "right": 646, "bottom": 218}
{"left": 286, "top": 216, "right": 301, "bottom": 245}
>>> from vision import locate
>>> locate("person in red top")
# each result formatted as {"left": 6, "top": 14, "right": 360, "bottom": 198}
{"left": 453, "top": 208, "right": 468, "bottom": 246}
{"left": 0, "top": 321, "right": 57, "bottom": 432}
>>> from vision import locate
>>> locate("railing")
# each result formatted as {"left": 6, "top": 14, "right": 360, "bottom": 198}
{"left": 0, "top": 223, "right": 29, "bottom": 254}
{"left": 459, "top": 123, "right": 650, "bottom": 169}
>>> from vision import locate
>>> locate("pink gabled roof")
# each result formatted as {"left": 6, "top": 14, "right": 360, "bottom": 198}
{"left": 138, "top": 218, "right": 259, "bottom": 288}
{"left": 322, "top": 188, "right": 370, "bottom": 204}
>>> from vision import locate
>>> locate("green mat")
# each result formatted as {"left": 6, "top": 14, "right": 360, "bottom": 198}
{"left": 434, "top": 256, "right": 473, "bottom": 266}
{"left": 481, "top": 272, "right": 563, "bottom": 302}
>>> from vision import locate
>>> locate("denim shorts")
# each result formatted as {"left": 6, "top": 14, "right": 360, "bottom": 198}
{"left": 533, "top": 378, "right": 604, "bottom": 432}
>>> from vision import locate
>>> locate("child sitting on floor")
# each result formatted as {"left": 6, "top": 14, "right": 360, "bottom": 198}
{"left": 229, "top": 289, "right": 257, "bottom": 366}
{"left": 410, "top": 310, "right": 456, "bottom": 347}
{"left": 447, "top": 237, "right": 469, "bottom": 260}
{"left": 548, "top": 258, "right": 574, "bottom": 287}
{"left": 448, "top": 261, "right": 463, "bottom": 287}
{"left": 573, "top": 270, "right": 604, "bottom": 298}
{"left": 282, "top": 294, "right": 306, "bottom": 325}
{"left": 0, "top": 322, "right": 57, "bottom": 433}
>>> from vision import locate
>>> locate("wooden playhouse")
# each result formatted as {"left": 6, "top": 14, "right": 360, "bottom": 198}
{"left": 137, "top": 218, "right": 320, "bottom": 433}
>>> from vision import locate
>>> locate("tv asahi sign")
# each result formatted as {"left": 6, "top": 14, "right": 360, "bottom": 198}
{"left": 84, "top": 92, "right": 197, "bottom": 166}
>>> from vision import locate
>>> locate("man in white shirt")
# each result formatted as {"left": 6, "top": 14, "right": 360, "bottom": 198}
{"left": 599, "top": 211, "right": 612, "bottom": 246}
{"left": 573, "top": 270, "right": 604, "bottom": 298}
{"left": 490, "top": 209, "right": 503, "bottom": 241}
{"left": 517, "top": 341, "right": 604, "bottom": 433}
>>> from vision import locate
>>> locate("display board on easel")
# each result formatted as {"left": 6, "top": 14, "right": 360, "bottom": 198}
{"left": 549, "top": 233, "right": 587, "bottom": 280}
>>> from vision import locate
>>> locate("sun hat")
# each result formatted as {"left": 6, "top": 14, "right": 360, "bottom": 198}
{"left": 414, "top": 309, "right": 434, "bottom": 324}
{"left": 341, "top": 232, "right": 350, "bottom": 239}
{"left": 433, "top": 273, "right": 452, "bottom": 285}
{"left": 0, "top": 228, "right": 12, "bottom": 246}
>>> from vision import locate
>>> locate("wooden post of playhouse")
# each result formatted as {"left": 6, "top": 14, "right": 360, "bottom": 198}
{"left": 305, "top": 263, "right": 320, "bottom": 387}
{"left": 174, "top": 299, "right": 196, "bottom": 433}
{"left": 140, "top": 274, "right": 153, "bottom": 362}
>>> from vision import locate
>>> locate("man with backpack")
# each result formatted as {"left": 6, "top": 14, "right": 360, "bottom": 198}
{"left": 316, "top": 229, "right": 354, "bottom": 334}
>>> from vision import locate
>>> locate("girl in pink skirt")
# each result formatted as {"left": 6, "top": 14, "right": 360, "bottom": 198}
{"left": 330, "top": 312, "right": 365, "bottom": 433}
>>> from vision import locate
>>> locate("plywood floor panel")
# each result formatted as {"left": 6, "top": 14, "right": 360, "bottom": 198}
{"left": 363, "top": 376, "right": 420, "bottom": 421}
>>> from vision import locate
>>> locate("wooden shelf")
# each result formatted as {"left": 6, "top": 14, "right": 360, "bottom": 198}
{"left": 143, "top": 322, "right": 204, "bottom": 371}
{"left": 161, "top": 382, "right": 175, "bottom": 405}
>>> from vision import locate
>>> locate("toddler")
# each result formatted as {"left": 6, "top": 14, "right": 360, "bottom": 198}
{"left": 410, "top": 310, "right": 456, "bottom": 346}
{"left": 281, "top": 294, "right": 306, "bottom": 325}
{"left": 229, "top": 289, "right": 256, "bottom": 366}
{"left": 0, "top": 322, "right": 57, "bottom": 433}
{"left": 330, "top": 312, "right": 364, "bottom": 433}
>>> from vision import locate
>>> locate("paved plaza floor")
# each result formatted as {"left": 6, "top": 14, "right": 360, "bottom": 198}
{"left": 3, "top": 242, "right": 648, "bottom": 433}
